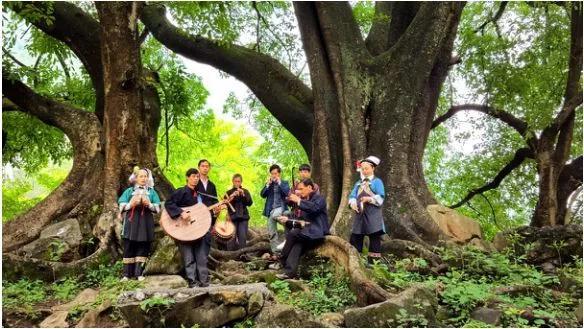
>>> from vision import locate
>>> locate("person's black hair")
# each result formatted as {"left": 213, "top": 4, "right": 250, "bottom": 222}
{"left": 298, "top": 164, "right": 311, "bottom": 172}
{"left": 269, "top": 164, "right": 281, "bottom": 173}
{"left": 299, "top": 178, "right": 315, "bottom": 189}
{"left": 233, "top": 173, "right": 243, "bottom": 180}
{"left": 198, "top": 159, "right": 211, "bottom": 167}
{"left": 186, "top": 168, "right": 199, "bottom": 177}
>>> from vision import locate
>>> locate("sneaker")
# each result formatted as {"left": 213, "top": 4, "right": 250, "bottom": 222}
{"left": 276, "top": 241, "right": 285, "bottom": 251}
{"left": 276, "top": 273, "right": 290, "bottom": 280}
{"left": 137, "top": 276, "right": 146, "bottom": 281}
{"left": 268, "top": 263, "right": 281, "bottom": 270}
{"left": 198, "top": 282, "right": 209, "bottom": 288}
{"left": 188, "top": 280, "right": 197, "bottom": 288}
{"left": 121, "top": 276, "right": 129, "bottom": 282}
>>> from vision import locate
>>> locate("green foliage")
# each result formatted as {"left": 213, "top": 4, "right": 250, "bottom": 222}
{"left": 1, "top": 177, "right": 41, "bottom": 222}
{"left": 140, "top": 296, "right": 176, "bottom": 313}
{"left": 389, "top": 305, "right": 430, "bottom": 328}
{"left": 51, "top": 277, "right": 82, "bottom": 302}
{"left": 369, "top": 246, "right": 582, "bottom": 328}
{"left": 233, "top": 317, "right": 255, "bottom": 328}
{"left": 269, "top": 261, "right": 356, "bottom": 316}
{"left": 2, "top": 279, "right": 47, "bottom": 318}
{"left": 46, "top": 239, "right": 67, "bottom": 262}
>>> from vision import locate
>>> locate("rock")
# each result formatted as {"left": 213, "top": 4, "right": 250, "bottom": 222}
{"left": 541, "top": 262, "right": 557, "bottom": 274}
{"left": 344, "top": 284, "right": 438, "bottom": 328}
{"left": 216, "top": 260, "right": 247, "bottom": 274}
{"left": 318, "top": 312, "right": 345, "bottom": 327}
{"left": 469, "top": 237, "right": 495, "bottom": 252}
{"left": 493, "top": 225, "right": 583, "bottom": 266}
{"left": 117, "top": 283, "right": 272, "bottom": 327}
{"left": 470, "top": 307, "right": 503, "bottom": 326}
{"left": 144, "top": 236, "right": 183, "bottom": 275}
{"left": 221, "top": 269, "right": 277, "bottom": 285}
{"left": 209, "top": 290, "right": 247, "bottom": 305}
{"left": 427, "top": 204, "right": 483, "bottom": 243}
{"left": 143, "top": 275, "right": 187, "bottom": 290}
{"left": 39, "top": 310, "right": 69, "bottom": 328}
{"left": 286, "top": 279, "right": 310, "bottom": 293}
{"left": 53, "top": 288, "right": 99, "bottom": 312}
{"left": 247, "top": 291, "right": 264, "bottom": 315}
{"left": 18, "top": 218, "right": 83, "bottom": 261}
{"left": 255, "top": 303, "right": 330, "bottom": 328}
{"left": 75, "top": 300, "right": 112, "bottom": 328}
{"left": 577, "top": 299, "right": 583, "bottom": 325}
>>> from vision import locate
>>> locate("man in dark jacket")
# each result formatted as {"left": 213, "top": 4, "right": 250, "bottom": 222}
{"left": 260, "top": 164, "right": 290, "bottom": 255}
{"left": 196, "top": 159, "right": 219, "bottom": 257}
{"left": 226, "top": 173, "right": 253, "bottom": 249}
{"left": 275, "top": 179, "right": 330, "bottom": 279}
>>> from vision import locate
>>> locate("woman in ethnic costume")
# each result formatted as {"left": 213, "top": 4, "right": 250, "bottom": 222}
{"left": 348, "top": 156, "right": 387, "bottom": 266}
{"left": 118, "top": 167, "right": 161, "bottom": 281}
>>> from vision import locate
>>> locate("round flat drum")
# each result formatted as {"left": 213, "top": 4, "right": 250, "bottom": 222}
{"left": 160, "top": 203, "right": 212, "bottom": 241}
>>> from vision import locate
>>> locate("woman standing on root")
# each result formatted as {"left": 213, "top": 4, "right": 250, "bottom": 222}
{"left": 118, "top": 167, "right": 161, "bottom": 281}
{"left": 348, "top": 156, "right": 387, "bottom": 266}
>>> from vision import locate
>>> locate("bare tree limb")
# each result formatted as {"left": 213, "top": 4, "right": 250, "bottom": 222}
{"left": 139, "top": 27, "right": 150, "bottom": 45}
{"left": 474, "top": 1, "right": 509, "bottom": 33}
{"left": 450, "top": 147, "right": 534, "bottom": 208}
{"left": 141, "top": 4, "right": 314, "bottom": 155}
{"left": 432, "top": 103, "right": 529, "bottom": 136}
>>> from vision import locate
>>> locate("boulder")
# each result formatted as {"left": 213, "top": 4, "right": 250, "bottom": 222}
{"left": 144, "top": 236, "right": 183, "bottom": 275}
{"left": 143, "top": 275, "right": 187, "bottom": 290}
{"left": 255, "top": 303, "right": 331, "bottom": 328}
{"left": 18, "top": 218, "right": 83, "bottom": 261}
{"left": 117, "top": 283, "right": 271, "bottom": 327}
{"left": 427, "top": 204, "right": 483, "bottom": 243}
{"left": 40, "top": 288, "right": 99, "bottom": 328}
{"left": 318, "top": 312, "right": 345, "bottom": 327}
{"left": 470, "top": 307, "right": 502, "bottom": 326}
{"left": 39, "top": 310, "right": 69, "bottom": 328}
{"left": 75, "top": 300, "right": 112, "bottom": 328}
{"left": 343, "top": 284, "right": 438, "bottom": 328}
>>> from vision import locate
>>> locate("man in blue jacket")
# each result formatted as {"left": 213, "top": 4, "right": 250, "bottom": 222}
{"left": 275, "top": 179, "right": 330, "bottom": 279}
{"left": 260, "top": 164, "right": 290, "bottom": 255}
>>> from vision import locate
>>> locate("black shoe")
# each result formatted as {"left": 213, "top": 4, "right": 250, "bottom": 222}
{"left": 188, "top": 280, "right": 197, "bottom": 288}
{"left": 198, "top": 281, "right": 209, "bottom": 288}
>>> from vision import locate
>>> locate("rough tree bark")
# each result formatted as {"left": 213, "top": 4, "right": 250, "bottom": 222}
{"left": 3, "top": 2, "right": 174, "bottom": 255}
{"left": 142, "top": 2, "right": 466, "bottom": 247}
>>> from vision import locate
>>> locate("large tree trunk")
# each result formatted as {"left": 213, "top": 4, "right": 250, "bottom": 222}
{"left": 3, "top": 2, "right": 174, "bottom": 259}
{"left": 294, "top": 2, "right": 464, "bottom": 245}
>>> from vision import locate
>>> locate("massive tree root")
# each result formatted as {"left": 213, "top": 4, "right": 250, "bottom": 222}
{"left": 311, "top": 236, "right": 392, "bottom": 306}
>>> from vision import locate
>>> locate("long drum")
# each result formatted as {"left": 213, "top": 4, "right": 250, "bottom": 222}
{"left": 160, "top": 203, "right": 212, "bottom": 241}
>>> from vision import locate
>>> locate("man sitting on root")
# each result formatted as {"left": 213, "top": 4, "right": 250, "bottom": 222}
{"left": 273, "top": 179, "right": 330, "bottom": 279}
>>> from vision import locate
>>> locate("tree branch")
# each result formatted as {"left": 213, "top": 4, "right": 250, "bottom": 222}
{"left": 450, "top": 147, "right": 534, "bottom": 208}
{"left": 386, "top": 2, "right": 421, "bottom": 50}
{"left": 314, "top": 1, "right": 369, "bottom": 61}
{"left": 140, "top": 4, "right": 314, "bottom": 155}
{"left": 2, "top": 47, "right": 27, "bottom": 67}
{"left": 364, "top": 1, "right": 392, "bottom": 56}
{"left": 474, "top": 1, "right": 509, "bottom": 33}
{"left": 8, "top": 1, "right": 104, "bottom": 120}
{"left": 139, "top": 27, "right": 150, "bottom": 45}
{"left": 2, "top": 71, "right": 98, "bottom": 140}
{"left": 432, "top": 103, "right": 529, "bottom": 136}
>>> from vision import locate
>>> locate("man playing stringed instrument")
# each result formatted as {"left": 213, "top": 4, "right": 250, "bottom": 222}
{"left": 164, "top": 168, "right": 211, "bottom": 288}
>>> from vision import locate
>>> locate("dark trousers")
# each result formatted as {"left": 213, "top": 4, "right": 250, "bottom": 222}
{"left": 350, "top": 231, "right": 383, "bottom": 253}
{"left": 178, "top": 232, "right": 211, "bottom": 284}
{"left": 122, "top": 239, "right": 151, "bottom": 278}
{"left": 234, "top": 220, "right": 249, "bottom": 249}
{"left": 280, "top": 229, "right": 321, "bottom": 277}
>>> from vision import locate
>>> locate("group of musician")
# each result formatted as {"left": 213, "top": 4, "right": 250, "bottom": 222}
{"left": 117, "top": 155, "right": 386, "bottom": 287}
